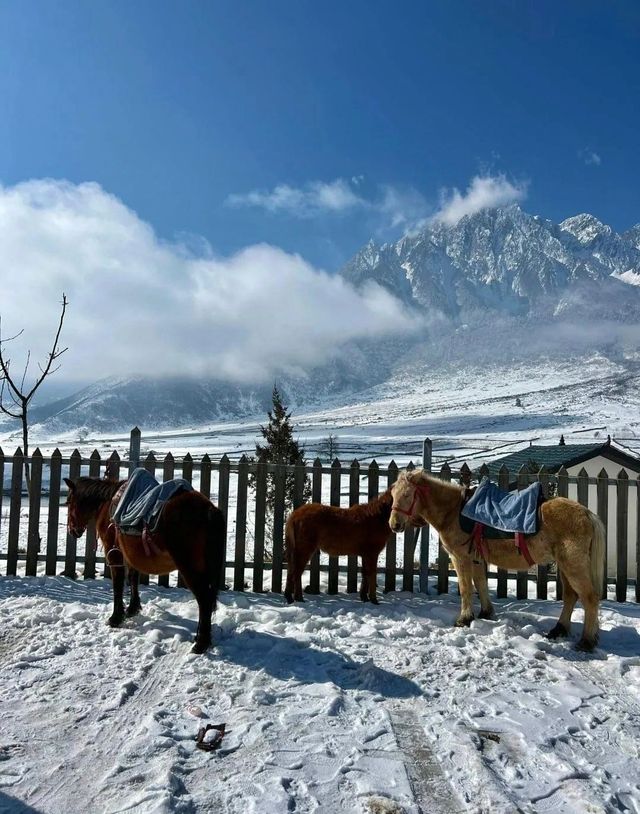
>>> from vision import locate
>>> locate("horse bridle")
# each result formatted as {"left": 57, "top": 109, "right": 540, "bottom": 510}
{"left": 67, "top": 501, "right": 87, "bottom": 539}
{"left": 392, "top": 480, "right": 431, "bottom": 525}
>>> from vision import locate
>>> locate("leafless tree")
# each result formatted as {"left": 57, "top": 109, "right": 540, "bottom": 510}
{"left": 0, "top": 293, "right": 68, "bottom": 494}
{"left": 318, "top": 433, "right": 340, "bottom": 462}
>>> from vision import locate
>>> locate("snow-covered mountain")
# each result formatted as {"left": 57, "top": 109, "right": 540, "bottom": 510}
{"left": 4, "top": 204, "right": 640, "bottom": 436}
{"left": 342, "top": 205, "right": 640, "bottom": 317}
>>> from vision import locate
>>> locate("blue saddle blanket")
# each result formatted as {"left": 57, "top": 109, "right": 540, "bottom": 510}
{"left": 461, "top": 477, "right": 542, "bottom": 535}
{"left": 111, "top": 467, "right": 193, "bottom": 535}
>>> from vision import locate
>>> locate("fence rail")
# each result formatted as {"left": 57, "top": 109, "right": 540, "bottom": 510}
{"left": 1, "top": 428, "right": 639, "bottom": 604}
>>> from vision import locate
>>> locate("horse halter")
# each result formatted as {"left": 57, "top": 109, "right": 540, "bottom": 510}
{"left": 392, "top": 480, "right": 431, "bottom": 525}
{"left": 67, "top": 501, "right": 87, "bottom": 539}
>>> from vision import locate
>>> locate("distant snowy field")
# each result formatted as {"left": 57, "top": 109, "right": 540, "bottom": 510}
{"left": 1, "top": 577, "right": 640, "bottom": 813}
{"left": 6, "top": 353, "right": 640, "bottom": 468}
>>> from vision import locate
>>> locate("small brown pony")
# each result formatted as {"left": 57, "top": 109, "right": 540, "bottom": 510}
{"left": 65, "top": 476, "right": 225, "bottom": 653}
{"left": 389, "top": 469, "right": 605, "bottom": 651}
{"left": 284, "top": 491, "right": 395, "bottom": 604}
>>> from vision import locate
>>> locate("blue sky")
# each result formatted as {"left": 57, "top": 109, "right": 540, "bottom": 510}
{"left": 1, "top": 0, "right": 639, "bottom": 271}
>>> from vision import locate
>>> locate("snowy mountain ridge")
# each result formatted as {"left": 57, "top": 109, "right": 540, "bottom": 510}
{"left": 341, "top": 204, "right": 640, "bottom": 317}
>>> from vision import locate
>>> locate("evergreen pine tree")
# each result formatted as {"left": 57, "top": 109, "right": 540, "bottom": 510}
{"left": 251, "top": 385, "right": 310, "bottom": 549}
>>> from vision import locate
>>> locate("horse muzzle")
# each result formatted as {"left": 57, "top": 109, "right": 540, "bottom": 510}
{"left": 389, "top": 512, "right": 407, "bottom": 533}
{"left": 68, "top": 524, "right": 86, "bottom": 539}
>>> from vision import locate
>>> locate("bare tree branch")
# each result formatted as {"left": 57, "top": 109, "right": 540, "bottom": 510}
{"left": 0, "top": 293, "right": 69, "bottom": 497}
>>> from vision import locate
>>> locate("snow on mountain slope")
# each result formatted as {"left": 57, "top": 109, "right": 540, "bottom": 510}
{"left": 3, "top": 205, "right": 639, "bottom": 439}
{"left": 343, "top": 204, "right": 640, "bottom": 317}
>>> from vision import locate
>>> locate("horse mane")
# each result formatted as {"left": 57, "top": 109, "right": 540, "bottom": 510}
{"left": 73, "top": 477, "right": 125, "bottom": 512}
{"left": 352, "top": 489, "right": 393, "bottom": 519}
{"left": 400, "top": 468, "right": 462, "bottom": 495}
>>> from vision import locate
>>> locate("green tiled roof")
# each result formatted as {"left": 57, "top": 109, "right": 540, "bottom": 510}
{"left": 481, "top": 443, "right": 609, "bottom": 477}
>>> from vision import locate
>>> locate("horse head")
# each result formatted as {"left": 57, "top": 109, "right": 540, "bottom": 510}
{"left": 64, "top": 477, "right": 88, "bottom": 538}
{"left": 389, "top": 469, "right": 432, "bottom": 533}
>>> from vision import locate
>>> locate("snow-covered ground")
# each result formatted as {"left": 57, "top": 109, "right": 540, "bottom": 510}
{"left": 4, "top": 353, "right": 639, "bottom": 475}
{"left": 1, "top": 576, "right": 640, "bottom": 814}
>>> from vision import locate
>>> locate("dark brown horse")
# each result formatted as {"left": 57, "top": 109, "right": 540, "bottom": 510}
{"left": 284, "top": 491, "right": 395, "bottom": 604}
{"left": 64, "top": 476, "right": 225, "bottom": 653}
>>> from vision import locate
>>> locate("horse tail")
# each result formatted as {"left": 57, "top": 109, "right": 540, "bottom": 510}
{"left": 587, "top": 509, "right": 606, "bottom": 597}
{"left": 284, "top": 514, "right": 296, "bottom": 603}
{"left": 206, "top": 505, "right": 225, "bottom": 609}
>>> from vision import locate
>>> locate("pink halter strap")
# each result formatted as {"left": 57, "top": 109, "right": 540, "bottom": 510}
{"left": 393, "top": 481, "right": 431, "bottom": 523}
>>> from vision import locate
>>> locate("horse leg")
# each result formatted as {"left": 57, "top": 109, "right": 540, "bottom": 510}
{"left": 547, "top": 570, "right": 576, "bottom": 640}
{"left": 362, "top": 553, "right": 379, "bottom": 604}
{"left": 452, "top": 555, "right": 474, "bottom": 626}
{"left": 472, "top": 561, "right": 494, "bottom": 619}
{"left": 126, "top": 567, "right": 142, "bottom": 617}
{"left": 179, "top": 570, "right": 214, "bottom": 653}
{"left": 359, "top": 564, "right": 369, "bottom": 602}
{"left": 562, "top": 567, "right": 600, "bottom": 651}
{"left": 107, "top": 551, "right": 126, "bottom": 627}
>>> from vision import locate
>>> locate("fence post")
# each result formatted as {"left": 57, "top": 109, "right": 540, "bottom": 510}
{"left": 6, "top": 448, "right": 24, "bottom": 576}
{"left": 26, "top": 449, "right": 43, "bottom": 576}
{"left": 158, "top": 453, "right": 174, "bottom": 588}
{"left": 84, "top": 449, "right": 101, "bottom": 579}
{"left": 46, "top": 449, "right": 62, "bottom": 576}
{"left": 200, "top": 454, "right": 212, "bottom": 498}
{"left": 419, "top": 439, "right": 432, "bottom": 594}
{"left": 437, "top": 462, "right": 451, "bottom": 594}
{"left": 385, "top": 460, "right": 399, "bottom": 593}
{"left": 328, "top": 459, "right": 341, "bottom": 594}
{"left": 63, "top": 450, "right": 81, "bottom": 578}
{"left": 128, "top": 427, "right": 141, "bottom": 475}
{"left": 556, "top": 466, "right": 568, "bottom": 600}
{"left": 536, "top": 466, "right": 548, "bottom": 600}
{"left": 218, "top": 454, "right": 230, "bottom": 590}
{"left": 307, "top": 458, "right": 323, "bottom": 593}
{"left": 252, "top": 454, "right": 267, "bottom": 593}
{"left": 271, "top": 462, "right": 286, "bottom": 594}
{"left": 515, "top": 465, "right": 529, "bottom": 599}
{"left": 348, "top": 459, "right": 360, "bottom": 594}
{"left": 616, "top": 469, "right": 628, "bottom": 603}
{"left": 597, "top": 468, "right": 609, "bottom": 599}
{"left": 636, "top": 476, "right": 640, "bottom": 604}
{"left": 233, "top": 455, "right": 248, "bottom": 592}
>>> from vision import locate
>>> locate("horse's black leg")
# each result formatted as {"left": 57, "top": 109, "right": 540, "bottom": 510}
{"left": 190, "top": 575, "right": 214, "bottom": 654}
{"left": 108, "top": 553, "right": 126, "bottom": 627}
{"left": 126, "top": 568, "right": 142, "bottom": 617}
{"left": 359, "top": 567, "right": 369, "bottom": 602}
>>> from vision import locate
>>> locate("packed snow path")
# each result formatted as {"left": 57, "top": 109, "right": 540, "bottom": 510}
{"left": 1, "top": 578, "right": 640, "bottom": 814}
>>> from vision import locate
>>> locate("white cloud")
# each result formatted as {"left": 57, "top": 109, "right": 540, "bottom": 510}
{"left": 227, "top": 177, "right": 429, "bottom": 231}
{"left": 432, "top": 174, "right": 528, "bottom": 227}
{"left": 579, "top": 148, "right": 602, "bottom": 166}
{"left": 226, "top": 178, "right": 365, "bottom": 217}
{"left": 0, "top": 180, "right": 421, "bottom": 386}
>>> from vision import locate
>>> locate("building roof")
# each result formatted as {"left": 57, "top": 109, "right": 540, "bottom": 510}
{"left": 480, "top": 441, "right": 640, "bottom": 478}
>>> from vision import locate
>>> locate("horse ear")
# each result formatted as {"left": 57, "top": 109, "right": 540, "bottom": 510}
{"left": 63, "top": 477, "right": 76, "bottom": 492}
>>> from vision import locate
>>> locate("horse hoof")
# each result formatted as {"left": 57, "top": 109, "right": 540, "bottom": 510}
{"left": 126, "top": 605, "right": 142, "bottom": 618}
{"left": 546, "top": 623, "right": 569, "bottom": 640}
{"left": 478, "top": 607, "right": 494, "bottom": 620}
{"left": 107, "top": 614, "right": 124, "bottom": 628}
{"left": 454, "top": 616, "right": 474, "bottom": 628}
{"left": 370, "top": 597, "right": 380, "bottom": 605}
{"left": 284, "top": 593, "right": 294, "bottom": 605}
{"left": 359, "top": 594, "right": 368, "bottom": 603}
{"left": 575, "top": 637, "right": 597, "bottom": 652}
{"left": 191, "top": 640, "right": 211, "bottom": 654}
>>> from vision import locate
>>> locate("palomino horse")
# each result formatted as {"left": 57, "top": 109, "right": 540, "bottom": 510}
{"left": 65, "top": 476, "right": 225, "bottom": 653}
{"left": 389, "top": 469, "right": 605, "bottom": 651}
{"left": 284, "top": 491, "right": 396, "bottom": 604}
